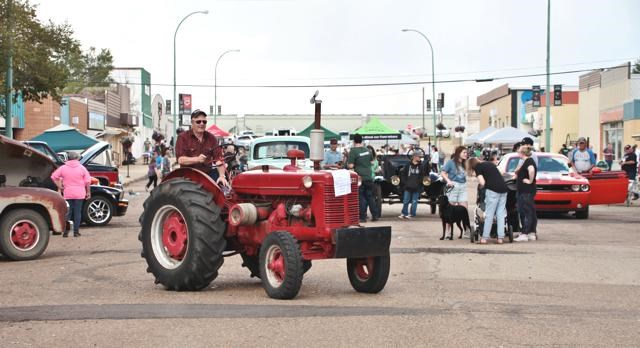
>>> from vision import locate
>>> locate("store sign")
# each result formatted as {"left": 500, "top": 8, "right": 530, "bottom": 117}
{"left": 179, "top": 94, "right": 192, "bottom": 115}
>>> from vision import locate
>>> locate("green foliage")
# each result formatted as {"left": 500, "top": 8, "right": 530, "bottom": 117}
{"left": 64, "top": 47, "right": 114, "bottom": 94}
{"left": 0, "top": 0, "right": 81, "bottom": 107}
{"left": 0, "top": 0, "right": 113, "bottom": 116}
{"left": 633, "top": 58, "right": 640, "bottom": 74}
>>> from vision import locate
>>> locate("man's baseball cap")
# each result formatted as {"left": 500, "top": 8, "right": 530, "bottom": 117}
{"left": 577, "top": 137, "right": 587, "bottom": 144}
{"left": 329, "top": 138, "right": 338, "bottom": 144}
{"left": 191, "top": 109, "right": 207, "bottom": 118}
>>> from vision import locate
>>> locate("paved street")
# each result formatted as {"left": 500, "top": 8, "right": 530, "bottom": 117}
{"left": 1, "top": 178, "right": 639, "bottom": 347}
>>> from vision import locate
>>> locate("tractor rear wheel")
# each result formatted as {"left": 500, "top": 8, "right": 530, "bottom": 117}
{"left": 259, "top": 231, "right": 303, "bottom": 299}
{"left": 346, "top": 255, "right": 390, "bottom": 293}
{"left": 138, "top": 178, "right": 226, "bottom": 291}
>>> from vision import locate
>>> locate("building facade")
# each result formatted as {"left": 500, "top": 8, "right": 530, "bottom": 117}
{"left": 579, "top": 63, "right": 640, "bottom": 160}
{"left": 111, "top": 68, "right": 151, "bottom": 158}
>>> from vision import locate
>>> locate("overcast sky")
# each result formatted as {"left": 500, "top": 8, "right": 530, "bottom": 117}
{"left": 37, "top": 0, "right": 639, "bottom": 116}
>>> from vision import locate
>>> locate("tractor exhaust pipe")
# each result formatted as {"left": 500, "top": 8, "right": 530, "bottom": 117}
{"left": 309, "top": 90, "right": 324, "bottom": 171}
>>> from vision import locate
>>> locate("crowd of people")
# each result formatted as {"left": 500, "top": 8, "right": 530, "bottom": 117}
{"left": 152, "top": 110, "right": 640, "bottom": 244}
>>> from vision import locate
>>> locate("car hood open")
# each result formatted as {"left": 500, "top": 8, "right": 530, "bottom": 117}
{"left": 80, "top": 141, "right": 111, "bottom": 165}
{"left": 0, "top": 135, "right": 56, "bottom": 187}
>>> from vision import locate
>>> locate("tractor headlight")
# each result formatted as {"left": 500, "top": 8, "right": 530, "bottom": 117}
{"left": 391, "top": 175, "right": 400, "bottom": 186}
{"left": 580, "top": 184, "right": 590, "bottom": 192}
{"left": 571, "top": 184, "right": 580, "bottom": 192}
{"left": 423, "top": 177, "right": 431, "bottom": 186}
{"left": 302, "top": 175, "right": 313, "bottom": 189}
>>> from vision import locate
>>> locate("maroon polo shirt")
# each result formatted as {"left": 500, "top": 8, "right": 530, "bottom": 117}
{"left": 175, "top": 129, "right": 223, "bottom": 173}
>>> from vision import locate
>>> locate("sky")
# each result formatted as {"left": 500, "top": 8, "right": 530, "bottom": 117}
{"left": 36, "top": 0, "right": 639, "bottom": 116}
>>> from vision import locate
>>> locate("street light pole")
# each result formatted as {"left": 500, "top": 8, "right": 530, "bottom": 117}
{"left": 545, "top": 0, "right": 551, "bottom": 152}
{"left": 173, "top": 10, "right": 208, "bottom": 144}
{"left": 4, "top": 0, "right": 14, "bottom": 138}
{"left": 214, "top": 49, "right": 240, "bottom": 125}
{"left": 402, "top": 29, "right": 437, "bottom": 148}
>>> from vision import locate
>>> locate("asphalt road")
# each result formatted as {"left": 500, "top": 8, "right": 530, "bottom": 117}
{"left": 1, "top": 179, "right": 639, "bottom": 347}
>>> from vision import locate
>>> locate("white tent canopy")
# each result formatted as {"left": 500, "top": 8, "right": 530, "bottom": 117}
{"left": 481, "top": 127, "right": 537, "bottom": 145}
{"left": 463, "top": 126, "right": 496, "bottom": 145}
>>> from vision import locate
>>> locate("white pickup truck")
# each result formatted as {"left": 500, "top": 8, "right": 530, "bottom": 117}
{"left": 247, "top": 136, "right": 312, "bottom": 170}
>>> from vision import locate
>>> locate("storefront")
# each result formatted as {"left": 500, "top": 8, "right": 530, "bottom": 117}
{"left": 602, "top": 121, "right": 624, "bottom": 161}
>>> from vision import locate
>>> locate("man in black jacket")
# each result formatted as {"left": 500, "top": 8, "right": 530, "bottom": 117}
{"left": 399, "top": 152, "right": 427, "bottom": 219}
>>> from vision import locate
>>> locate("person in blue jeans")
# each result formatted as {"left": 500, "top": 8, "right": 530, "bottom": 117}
{"left": 468, "top": 157, "right": 508, "bottom": 244}
{"left": 399, "top": 152, "right": 426, "bottom": 219}
{"left": 348, "top": 134, "right": 378, "bottom": 222}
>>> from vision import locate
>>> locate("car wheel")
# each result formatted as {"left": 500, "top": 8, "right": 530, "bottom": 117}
{"left": 83, "top": 195, "right": 113, "bottom": 226}
{"left": 0, "top": 209, "right": 50, "bottom": 261}
{"left": 575, "top": 206, "right": 589, "bottom": 219}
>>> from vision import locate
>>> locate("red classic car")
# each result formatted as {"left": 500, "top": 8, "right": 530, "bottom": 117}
{"left": 497, "top": 152, "right": 628, "bottom": 218}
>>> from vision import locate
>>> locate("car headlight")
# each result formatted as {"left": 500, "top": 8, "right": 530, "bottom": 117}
{"left": 571, "top": 184, "right": 580, "bottom": 192}
{"left": 391, "top": 175, "right": 400, "bottom": 186}
{"left": 580, "top": 184, "right": 590, "bottom": 192}
{"left": 423, "top": 177, "right": 431, "bottom": 186}
{"left": 302, "top": 175, "right": 313, "bottom": 188}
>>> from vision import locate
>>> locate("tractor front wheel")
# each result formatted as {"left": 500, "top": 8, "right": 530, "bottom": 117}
{"left": 0, "top": 209, "right": 50, "bottom": 261}
{"left": 259, "top": 231, "right": 303, "bottom": 299}
{"left": 138, "top": 178, "right": 226, "bottom": 291}
{"left": 346, "top": 256, "right": 390, "bottom": 293}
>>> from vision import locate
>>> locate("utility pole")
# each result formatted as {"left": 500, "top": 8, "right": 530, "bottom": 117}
{"left": 4, "top": 0, "right": 14, "bottom": 138}
{"left": 544, "top": 0, "right": 551, "bottom": 152}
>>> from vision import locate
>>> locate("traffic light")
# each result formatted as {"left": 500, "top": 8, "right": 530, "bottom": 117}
{"left": 553, "top": 85, "right": 562, "bottom": 106}
{"left": 437, "top": 93, "right": 444, "bottom": 110}
{"left": 426, "top": 99, "right": 431, "bottom": 112}
{"left": 532, "top": 85, "right": 541, "bottom": 107}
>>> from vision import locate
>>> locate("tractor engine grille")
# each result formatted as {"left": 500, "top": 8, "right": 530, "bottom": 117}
{"left": 324, "top": 181, "right": 359, "bottom": 226}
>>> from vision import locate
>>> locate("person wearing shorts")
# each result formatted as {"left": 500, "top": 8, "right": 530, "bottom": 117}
{"left": 441, "top": 146, "right": 469, "bottom": 208}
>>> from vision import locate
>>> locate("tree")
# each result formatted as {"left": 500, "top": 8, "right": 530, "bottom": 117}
{"left": 1, "top": 0, "right": 82, "bottom": 112}
{"left": 64, "top": 47, "right": 114, "bottom": 94}
{"left": 633, "top": 58, "right": 640, "bottom": 74}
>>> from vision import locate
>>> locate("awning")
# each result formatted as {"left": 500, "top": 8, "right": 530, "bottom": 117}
{"left": 481, "top": 127, "right": 537, "bottom": 145}
{"left": 463, "top": 126, "right": 496, "bottom": 145}
{"left": 353, "top": 117, "right": 401, "bottom": 140}
{"left": 31, "top": 125, "right": 98, "bottom": 152}
{"left": 206, "top": 124, "right": 230, "bottom": 137}
{"left": 297, "top": 122, "right": 339, "bottom": 141}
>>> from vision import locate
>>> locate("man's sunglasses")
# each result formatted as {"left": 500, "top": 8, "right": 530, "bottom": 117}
{"left": 193, "top": 120, "right": 207, "bottom": 125}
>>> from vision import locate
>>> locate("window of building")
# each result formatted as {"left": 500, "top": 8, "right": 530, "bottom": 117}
{"left": 602, "top": 122, "right": 623, "bottom": 161}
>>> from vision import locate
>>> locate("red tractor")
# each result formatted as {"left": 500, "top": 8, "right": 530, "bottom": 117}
{"left": 139, "top": 96, "right": 391, "bottom": 299}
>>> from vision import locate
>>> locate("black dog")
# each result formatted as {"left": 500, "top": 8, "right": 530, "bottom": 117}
{"left": 438, "top": 195, "right": 471, "bottom": 240}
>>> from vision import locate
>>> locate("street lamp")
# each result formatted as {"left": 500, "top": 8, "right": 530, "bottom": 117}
{"left": 214, "top": 49, "right": 240, "bottom": 125}
{"left": 173, "top": 10, "right": 209, "bottom": 145}
{"left": 402, "top": 29, "right": 437, "bottom": 147}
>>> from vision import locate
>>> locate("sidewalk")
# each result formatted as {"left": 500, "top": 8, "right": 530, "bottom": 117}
{"left": 120, "top": 156, "right": 180, "bottom": 187}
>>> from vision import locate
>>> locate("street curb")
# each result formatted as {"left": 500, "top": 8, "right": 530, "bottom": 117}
{"left": 123, "top": 175, "right": 148, "bottom": 188}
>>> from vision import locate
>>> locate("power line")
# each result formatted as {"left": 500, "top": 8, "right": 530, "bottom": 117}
{"left": 87, "top": 64, "right": 624, "bottom": 89}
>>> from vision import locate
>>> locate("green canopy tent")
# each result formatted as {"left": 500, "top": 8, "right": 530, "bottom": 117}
{"left": 352, "top": 117, "right": 401, "bottom": 140}
{"left": 298, "top": 122, "right": 340, "bottom": 141}
{"left": 31, "top": 124, "right": 98, "bottom": 152}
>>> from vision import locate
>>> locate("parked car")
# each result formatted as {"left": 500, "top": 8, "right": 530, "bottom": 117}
{"left": 0, "top": 135, "right": 68, "bottom": 260}
{"left": 24, "top": 140, "right": 121, "bottom": 188}
{"left": 22, "top": 141, "right": 128, "bottom": 226}
{"left": 497, "top": 152, "right": 628, "bottom": 218}
{"left": 235, "top": 135, "right": 256, "bottom": 150}
{"left": 247, "top": 136, "right": 312, "bottom": 170}
{"left": 375, "top": 150, "right": 445, "bottom": 215}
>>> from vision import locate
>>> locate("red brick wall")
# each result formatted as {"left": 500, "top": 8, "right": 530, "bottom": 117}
{"left": 14, "top": 98, "right": 61, "bottom": 141}
{"left": 69, "top": 98, "right": 88, "bottom": 133}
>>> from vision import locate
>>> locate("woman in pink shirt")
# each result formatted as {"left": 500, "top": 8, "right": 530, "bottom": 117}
{"left": 51, "top": 151, "right": 91, "bottom": 237}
